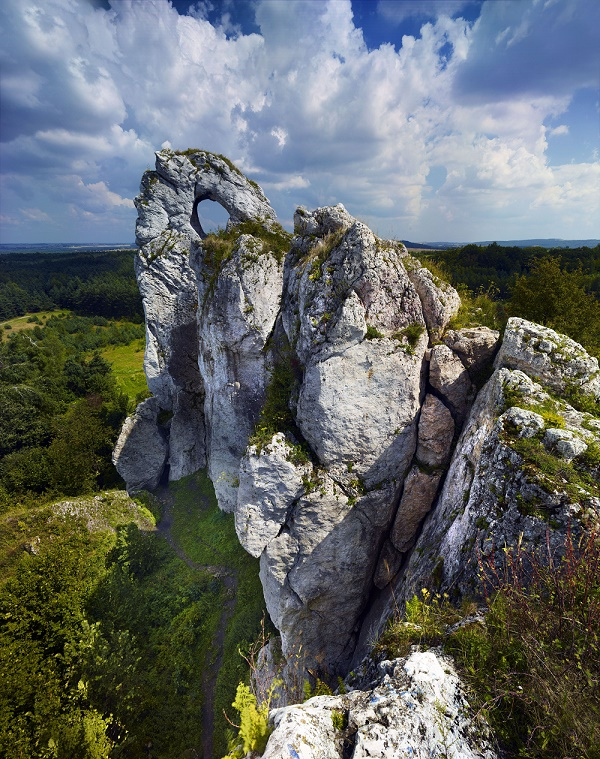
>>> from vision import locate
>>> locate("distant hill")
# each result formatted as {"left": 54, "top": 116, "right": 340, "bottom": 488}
{"left": 0, "top": 243, "right": 136, "bottom": 255}
{"left": 403, "top": 239, "right": 600, "bottom": 250}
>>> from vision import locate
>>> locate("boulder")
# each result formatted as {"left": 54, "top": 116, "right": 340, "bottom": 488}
{"left": 261, "top": 650, "right": 498, "bottom": 759}
{"left": 287, "top": 214, "right": 427, "bottom": 488}
{"left": 373, "top": 539, "right": 403, "bottom": 589}
{"left": 429, "top": 344, "right": 474, "bottom": 426}
{"left": 112, "top": 397, "right": 168, "bottom": 491}
{"left": 443, "top": 326, "right": 501, "bottom": 375}
{"left": 405, "top": 262, "right": 461, "bottom": 341}
{"left": 495, "top": 317, "right": 600, "bottom": 397}
{"left": 236, "top": 434, "right": 311, "bottom": 558}
{"left": 416, "top": 394, "right": 455, "bottom": 468}
{"left": 393, "top": 344, "right": 600, "bottom": 607}
{"left": 390, "top": 465, "right": 443, "bottom": 553}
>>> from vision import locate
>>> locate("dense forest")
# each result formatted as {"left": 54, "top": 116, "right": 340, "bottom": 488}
{"left": 0, "top": 241, "right": 599, "bottom": 758}
{"left": 425, "top": 242, "right": 600, "bottom": 298}
{"left": 0, "top": 249, "right": 143, "bottom": 321}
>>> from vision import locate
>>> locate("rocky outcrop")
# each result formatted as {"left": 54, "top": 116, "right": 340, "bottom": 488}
{"left": 241, "top": 205, "right": 466, "bottom": 674}
{"left": 360, "top": 318, "right": 600, "bottom": 649}
{"left": 119, "top": 152, "right": 599, "bottom": 710}
{"left": 259, "top": 649, "right": 498, "bottom": 759}
{"left": 112, "top": 398, "right": 168, "bottom": 491}
{"left": 495, "top": 317, "right": 600, "bottom": 396}
{"left": 114, "top": 149, "right": 282, "bottom": 494}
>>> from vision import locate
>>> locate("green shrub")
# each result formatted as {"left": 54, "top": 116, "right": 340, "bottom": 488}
{"left": 221, "top": 683, "right": 272, "bottom": 759}
{"left": 448, "top": 285, "right": 506, "bottom": 331}
{"left": 509, "top": 257, "right": 600, "bottom": 358}
{"left": 365, "top": 324, "right": 385, "bottom": 340}
{"left": 448, "top": 529, "right": 600, "bottom": 759}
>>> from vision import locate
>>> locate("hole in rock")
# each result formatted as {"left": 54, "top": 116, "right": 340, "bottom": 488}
{"left": 192, "top": 198, "right": 230, "bottom": 238}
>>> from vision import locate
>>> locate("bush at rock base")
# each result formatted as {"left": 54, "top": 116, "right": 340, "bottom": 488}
{"left": 376, "top": 529, "right": 600, "bottom": 759}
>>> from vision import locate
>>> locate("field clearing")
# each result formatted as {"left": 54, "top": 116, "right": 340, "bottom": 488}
{"left": 101, "top": 339, "right": 147, "bottom": 401}
{"left": 1, "top": 310, "right": 70, "bottom": 333}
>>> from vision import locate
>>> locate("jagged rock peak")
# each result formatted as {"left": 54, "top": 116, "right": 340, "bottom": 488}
{"left": 135, "top": 148, "right": 277, "bottom": 247}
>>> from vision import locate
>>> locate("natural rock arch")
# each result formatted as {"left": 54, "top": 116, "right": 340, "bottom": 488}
{"left": 191, "top": 196, "right": 230, "bottom": 238}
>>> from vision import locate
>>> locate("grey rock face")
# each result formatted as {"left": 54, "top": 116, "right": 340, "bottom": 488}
{"left": 236, "top": 434, "right": 311, "bottom": 557}
{"left": 496, "top": 317, "right": 600, "bottom": 397}
{"left": 405, "top": 263, "right": 462, "bottom": 340}
{"left": 260, "top": 475, "right": 398, "bottom": 674}
{"left": 429, "top": 343, "right": 474, "bottom": 426}
{"left": 287, "top": 214, "right": 428, "bottom": 488}
{"left": 390, "top": 465, "right": 443, "bottom": 553}
{"left": 260, "top": 649, "right": 498, "bottom": 759}
{"left": 194, "top": 234, "right": 284, "bottom": 511}
{"left": 416, "top": 394, "right": 455, "bottom": 468}
{"left": 112, "top": 398, "right": 168, "bottom": 491}
{"left": 443, "top": 326, "right": 501, "bottom": 376}
{"left": 245, "top": 206, "right": 462, "bottom": 673}
{"left": 391, "top": 323, "right": 600, "bottom": 611}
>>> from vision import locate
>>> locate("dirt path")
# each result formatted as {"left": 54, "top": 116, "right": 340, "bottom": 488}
{"left": 154, "top": 486, "right": 237, "bottom": 759}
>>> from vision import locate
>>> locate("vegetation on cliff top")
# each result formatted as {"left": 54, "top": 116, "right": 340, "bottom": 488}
{"left": 376, "top": 529, "right": 600, "bottom": 759}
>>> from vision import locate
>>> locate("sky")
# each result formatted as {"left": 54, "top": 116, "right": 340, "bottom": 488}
{"left": 0, "top": 0, "right": 599, "bottom": 244}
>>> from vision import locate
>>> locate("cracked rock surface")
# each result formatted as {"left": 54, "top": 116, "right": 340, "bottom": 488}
{"left": 259, "top": 649, "right": 498, "bottom": 759}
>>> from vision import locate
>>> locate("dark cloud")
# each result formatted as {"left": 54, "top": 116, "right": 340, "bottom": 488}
{"left": 454, "top": 0, "right": 600, "bottom": 101}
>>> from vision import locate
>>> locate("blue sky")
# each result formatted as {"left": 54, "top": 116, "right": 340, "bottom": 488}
{"left": 0, "top": 0, "right": 598, "bottom": 244}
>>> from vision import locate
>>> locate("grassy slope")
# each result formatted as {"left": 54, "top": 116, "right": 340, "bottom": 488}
{"left": 168, "top": 472, "right": 269, "bottom": 758}
{"left": 0, "top": 475, "right": 266, "bottom": 759}
{"left": 100, "top": 339, "right": 147, "bottom": 401}
{"left": 1, "top": 310, "right": 69, "bottom": 333}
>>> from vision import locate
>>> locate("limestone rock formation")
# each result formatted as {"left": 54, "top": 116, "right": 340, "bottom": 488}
{"left": 112, "top": 397, "right": 168, "bottom": 491}
{"left": 259, "top": 649, "right": 498, "bottom": 759}
{"left": 378, "top": 319, "right": 600, "bottom": 631}
{"left": 118, "top": 152, "right": 599, "bottom": 734}
{"left": 114, "top": 149, "right": 282, "bottom": 497}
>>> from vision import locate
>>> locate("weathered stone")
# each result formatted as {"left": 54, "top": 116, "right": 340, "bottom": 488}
{"left": 297, "top": 341, "right": 423, "bottom": 488}
{"left": 236, "top": 434, "right": 311, "bottom": 558}
{"left": 293, "top": 203, "right": 355, "bottom": 238}
{"left": 406, "top": 262, "right": 461, "bottom": 340}
{"left": 134, "top": 237, "right": 201, "bottom": 410}
{"left": 373, "top": 539, "right": 403, "bottom": 589}
{"left": 260, "top": 477, "right": 398, "bottom": 674}
{"left": 261, "top": 650, "right": 498, "bottom": 759}
{"left": 443, "top": 326, "right": 501, "bottom": 375}
{"left": 195, "top": 235, "right": 284, "bottom": 511}
{"left": 496, "top": 317, "right": 600, "bottom": 398}
{"left": 112, "top": 397, "right": 168, "bottom": 491}
{"left": 136, "top": 149, "right": 276, "bottom": 246}
{"left": 416, "top": 394, "right": 455, "bottom": 468}
{"left": 287, "top": 215, "right": 427, "bottom": 488}
{"left": 429, "top": 344, "right": 474, "bottom": 425}
{"left": 390, "top": 466, "right": 442, "bottom": 552}
{"left": 501, "top": 406, "right": 545, "bottom": 439}
{"left": 543, "top": 428, "right": 588, "bottom": 461}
